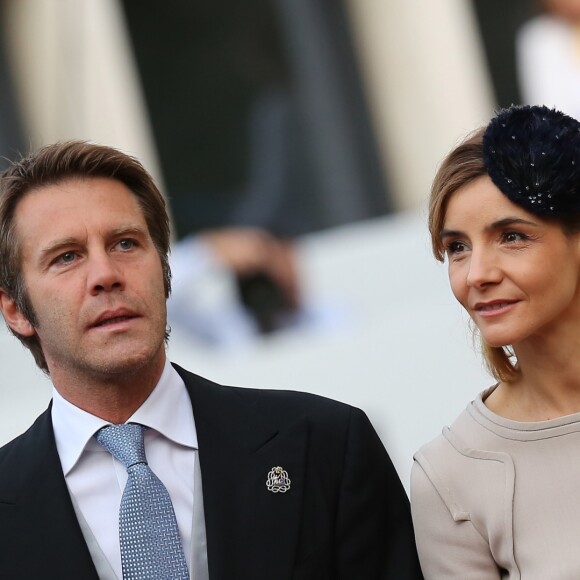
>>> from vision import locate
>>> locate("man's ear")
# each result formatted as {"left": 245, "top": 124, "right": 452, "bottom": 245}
{"left": 0, "top": 289, "right": 36, "bottom": 337}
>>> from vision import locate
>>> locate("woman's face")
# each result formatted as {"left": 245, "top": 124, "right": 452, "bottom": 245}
{"left": 441, "top": 175, "right": 580, "bottom": 348}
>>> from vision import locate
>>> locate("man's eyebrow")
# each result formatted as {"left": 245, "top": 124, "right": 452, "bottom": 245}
{"left": 37, "top": 226, "right": 148, "bottom": 262}
{"left": 38, "top": 237, "right": 80, "bottom": 262}
{"left": 109, "top": 225, "right": 149, "bottom": 238}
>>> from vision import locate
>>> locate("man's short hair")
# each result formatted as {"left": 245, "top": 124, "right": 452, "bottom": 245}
{"left": 0, "top": 140, "right": 172, "bottom": 373}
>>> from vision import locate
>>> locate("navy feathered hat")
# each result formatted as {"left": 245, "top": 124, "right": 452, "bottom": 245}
{"left": 483, "top": 104, "right": 580, "bottom": 218}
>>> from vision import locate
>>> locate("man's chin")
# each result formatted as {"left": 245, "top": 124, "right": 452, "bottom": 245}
{"left": 62, "top": 344, "right": 165, "bottom": 382}
{"left": 99, "top": 347, "right": 165, "bottom": 376}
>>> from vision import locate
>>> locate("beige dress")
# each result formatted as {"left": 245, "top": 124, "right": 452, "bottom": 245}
{"left": 412, "top": 386, "right": 580, "bottom": 579}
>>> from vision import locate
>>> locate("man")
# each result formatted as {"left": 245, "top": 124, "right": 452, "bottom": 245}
{"left": 0, "top": 141, "right": 421, "bottom": 579}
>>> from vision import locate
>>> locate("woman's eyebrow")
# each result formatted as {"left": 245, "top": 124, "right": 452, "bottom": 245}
{"left": 440, "top": 228, "right": 463, "bottom": 241}
{"left": 441, "top": 217, "right": 539, "bottom": 241}
{"left": 486, "top": 216, "right": 538, "bottom": 231}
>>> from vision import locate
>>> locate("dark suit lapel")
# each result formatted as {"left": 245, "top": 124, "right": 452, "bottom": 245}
{"left": 176, "top": 365, "right": 308, "bottom": 580}
{"left": 0, "top": 407, "right": 99, "bottom": 578}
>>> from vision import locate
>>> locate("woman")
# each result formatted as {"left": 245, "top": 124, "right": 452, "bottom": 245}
{"left": 411, "top": 104, "right": 580, "bottom": 578}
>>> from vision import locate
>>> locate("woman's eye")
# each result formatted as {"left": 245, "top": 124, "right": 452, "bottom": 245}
{"left": 503, "top": 231, "right": 526, "bottom": 243}
{"left": 446, "top": 240, "right": 467, "bottom": 255}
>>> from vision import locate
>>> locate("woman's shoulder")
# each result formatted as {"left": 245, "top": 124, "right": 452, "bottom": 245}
{"left": 414, "top": 387, "right": 496, "bottom": 463}
{"left": 411, "top": 393, "right": 521, "bottom": 576}
{"left": 412, "top": 388, "right": 514, "bottom": 520}
{"left": 412, "top": 405, "right": 481, "bottom": 493}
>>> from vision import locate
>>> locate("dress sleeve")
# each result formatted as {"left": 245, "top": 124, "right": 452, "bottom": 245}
{"left": 410, "top": 461, "right": 501, "bottom": 579}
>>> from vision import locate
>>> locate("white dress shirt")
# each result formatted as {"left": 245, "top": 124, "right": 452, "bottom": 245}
{"left": 51, "top": 359, "right": 198, "bottom": 579}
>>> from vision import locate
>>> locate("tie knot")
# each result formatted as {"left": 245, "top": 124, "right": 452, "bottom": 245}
{"left": 96, "top": 423, "right": 148, "bottom": 469}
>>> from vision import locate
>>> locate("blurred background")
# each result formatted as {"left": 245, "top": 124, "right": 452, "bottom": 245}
{"left": 0, "top": 0, "right": 566, "bottom": 490}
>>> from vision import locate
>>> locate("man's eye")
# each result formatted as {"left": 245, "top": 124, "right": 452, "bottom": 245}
{"left": 58, "top": 252, "right": 76, "bottom": 264}
{"left": 118, "top": 239, "right": 135, "bottom": 250}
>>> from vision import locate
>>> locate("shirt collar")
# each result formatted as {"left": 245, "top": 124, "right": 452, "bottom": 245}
{"left": 52, "top": 359, "right": 198, "bottom": 476}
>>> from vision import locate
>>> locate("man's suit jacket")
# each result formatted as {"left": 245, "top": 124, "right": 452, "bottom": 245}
{"left": 0, "top": 364, "right": 422, "bottom": 579}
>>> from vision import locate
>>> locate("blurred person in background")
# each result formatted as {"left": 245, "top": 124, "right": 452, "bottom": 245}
{"left": 412, "top": 105, "right": 580, "bottom": 577}
{"left": 517, "top": 0, "right": 580, "bottom": 119}
{"left": 0, "top": 140, "right": 422, "bottom": 579}
{"left": 169, "top": 226, "right": 303, "bottom": 347}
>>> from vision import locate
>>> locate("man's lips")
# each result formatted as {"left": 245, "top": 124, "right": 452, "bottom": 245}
{"left": 89, "top": 309, "right": 140, "bottom": 328}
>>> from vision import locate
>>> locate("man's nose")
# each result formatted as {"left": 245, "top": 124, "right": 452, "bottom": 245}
{"left": 87, "top": 252, "right": 125, "bottom": 294}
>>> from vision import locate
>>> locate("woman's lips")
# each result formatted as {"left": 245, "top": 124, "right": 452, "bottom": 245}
{"left": 473, "top": 300, "right": 518, "bottom": 317}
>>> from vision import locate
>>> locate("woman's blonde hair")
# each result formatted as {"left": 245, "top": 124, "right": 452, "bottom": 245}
{"left": 428, "top": 128, "right": 519, "bottom": 383}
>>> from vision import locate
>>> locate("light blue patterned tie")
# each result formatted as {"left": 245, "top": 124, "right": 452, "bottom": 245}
{"left": 96, "top": 423, "right": 189, "bottom": 580}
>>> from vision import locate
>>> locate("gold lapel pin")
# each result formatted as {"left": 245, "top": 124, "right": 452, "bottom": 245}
{"left": 266, "top": 466, "right": 291, "bottom": 493}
